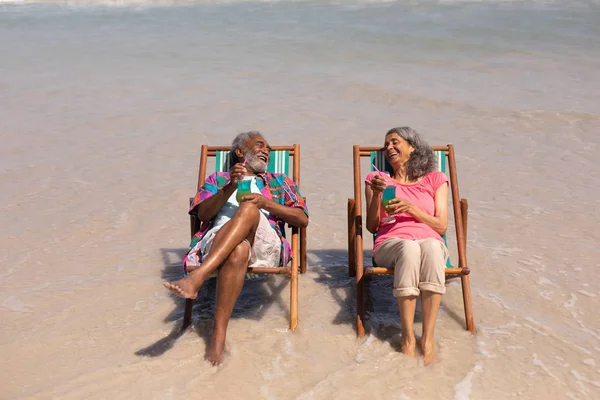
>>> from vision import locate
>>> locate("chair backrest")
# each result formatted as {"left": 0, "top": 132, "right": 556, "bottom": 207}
{"left": 371, "top": 149, "right": 447, "bottom": 175}
{"left": 196, "top": 145, "right": 300, "bottom": 191}
{"left": 370, "top": 148, "right": 452, "bottom": 268}
{"left": 215, "top": 149, "right": 291, "bottom": 175}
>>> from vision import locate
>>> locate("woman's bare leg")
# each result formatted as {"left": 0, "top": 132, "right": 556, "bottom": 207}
{"left": 420, "top": 291, "right": 442, "bottom": 365}
{"left": 397, "top": 296, "right": 418, "bottom": 356}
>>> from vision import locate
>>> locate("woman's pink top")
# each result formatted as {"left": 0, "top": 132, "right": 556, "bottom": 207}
{"left": 365, "top": 171, "right": 448, "bottom": 252}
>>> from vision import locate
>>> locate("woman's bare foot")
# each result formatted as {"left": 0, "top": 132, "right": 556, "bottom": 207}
{"left": 163, "top": 276, "right": 200, "bottom": 299}
{"left": 205, "top": 335, "right": 226, "bottom": 366}
{"left": 420, "top": 337, "right": 436, "bottom": 366}
{"left": 400, "top": 334, "right": 417, "bottom": 357}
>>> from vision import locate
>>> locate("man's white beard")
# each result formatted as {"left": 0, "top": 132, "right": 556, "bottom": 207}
{"left": 244, "top": 151, "right": 267, "bottom": 173}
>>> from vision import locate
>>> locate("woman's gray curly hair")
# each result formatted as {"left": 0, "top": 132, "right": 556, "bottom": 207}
{"left": 386, "top": 126, "right": 437, "bottom": 181}
{"left": 230, "top": 130, "right": 263, "bottom": 163}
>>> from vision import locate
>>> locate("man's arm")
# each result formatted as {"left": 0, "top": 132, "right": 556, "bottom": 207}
{"left": 192, "top": 164, "right": 247, "bottom": 222}
{"left": 241, "top": 174, "right": 308, "bottom": 227}
{"left": 240, "top": 194, "right": 308, "bottom": 227}
{"left": 261, "top": 201, "right": 308, "bottom": 228}
{"left": 194, "top": 182, "right": 237, "bottom": 222}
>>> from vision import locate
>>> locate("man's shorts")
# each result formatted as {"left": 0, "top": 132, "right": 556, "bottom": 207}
{"left": 200, "top": 212, "right": 281, "bottom": 268}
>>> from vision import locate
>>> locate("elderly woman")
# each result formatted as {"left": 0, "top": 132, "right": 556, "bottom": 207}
{"left": 365, "top": 127, "right": 449, "bottom": 365}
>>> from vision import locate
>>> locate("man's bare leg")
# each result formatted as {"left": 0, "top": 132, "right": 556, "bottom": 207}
{"left": 205, "top": 242, "right": 250, "bottom": 365}
{"left": 397, "top": 295, "right": 417, "bottom": 357}
{"left": 420, "top": 291, "right": 442, "bottom": 365}
{"left": 164, "top": 203, "right": 260, "bottom": 299}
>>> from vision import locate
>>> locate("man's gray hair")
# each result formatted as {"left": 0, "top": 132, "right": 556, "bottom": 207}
{"left": 231, "top": 130, "right": 263, "bottom": 163}
{"left": 386, "top": 126, "right": 437, "bottom": 181}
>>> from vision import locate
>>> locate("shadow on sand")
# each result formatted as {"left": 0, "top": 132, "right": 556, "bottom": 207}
{"left": 308, "top": 249, "right": 467, "bottom": 350}
{"left": 308, "top": 249, "right": 404, "bottom": 349}
{"left": 135, "top": 247, "right": 291, "bottom": 358}
{"left": 135, "top": 247, "right": 467, "bottom": 357}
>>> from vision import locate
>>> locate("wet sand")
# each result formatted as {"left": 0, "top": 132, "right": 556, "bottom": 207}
{"left": 1, "top": 2, "right": 600, "bottom": 399}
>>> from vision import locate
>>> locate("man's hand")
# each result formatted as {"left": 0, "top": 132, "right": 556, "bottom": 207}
{"left": 240, "top": 193, "right": 269, "bottom": 209}
{"left": 385, "top": 198, "right": 414, "bottom": 215}
{"left": 230, "top": 163, "right": 247, "bottom": 184}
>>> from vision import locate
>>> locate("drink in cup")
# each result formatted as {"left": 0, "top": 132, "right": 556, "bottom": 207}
{"left": 236, "top": 179, "right": 252, "bottom": 203}
{"left": 381, "top": 185, "right": 396, "bottom": 224}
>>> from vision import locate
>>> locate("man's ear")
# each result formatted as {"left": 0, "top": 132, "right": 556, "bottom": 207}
{"left": 235, "top": 148, "right": 244, "bottom": 161}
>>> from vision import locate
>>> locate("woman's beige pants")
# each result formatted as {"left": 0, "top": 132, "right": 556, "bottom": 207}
{"left": 373, "top": 238, "right": 448, "bottom": 297}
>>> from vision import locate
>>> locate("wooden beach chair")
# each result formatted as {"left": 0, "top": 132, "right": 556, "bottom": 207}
{"left": 182, "top": 144, "right": 307, "bottom": 332}
{"left": 347, "top": 144, "right": 475, "bottom": 336}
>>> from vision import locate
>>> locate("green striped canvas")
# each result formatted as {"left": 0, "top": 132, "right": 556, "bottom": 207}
{"left": 371, "top": 150, "right": 446, "bottom": 175}
{"left": 214, "top": 149, "right": 291, "bottom": 278}
{"left": 370, "top": 150, "right": 453, "bottom": 268}
{"left": 215, "top": 151, "right": 232, "bottom": 173}
{"left": 216, "top": 150, "right": 290, "bottom": 175}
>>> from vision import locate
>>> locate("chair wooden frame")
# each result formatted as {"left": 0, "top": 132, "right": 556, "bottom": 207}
{"left": 182, "top": 144, "right": 307, "bottom": 332}
{"left": 347, "top": 144, "right": 475, "bottom": 336}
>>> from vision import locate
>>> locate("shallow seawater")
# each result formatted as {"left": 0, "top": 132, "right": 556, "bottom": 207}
{"left": 1, "top": 1, "right": 600, "bottom": 398}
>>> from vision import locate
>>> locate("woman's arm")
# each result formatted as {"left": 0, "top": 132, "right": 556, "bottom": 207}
{"left": 365, "top": 174, "right": 387, "bottom": 234}
{"left": 387, "top": 183, "right": 448, "bottom": 235}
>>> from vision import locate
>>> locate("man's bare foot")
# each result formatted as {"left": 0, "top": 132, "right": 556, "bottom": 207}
{"left": 163, "top": 277, "right": 199, "bottom": 299}
{"left": 185, "top": 264, "right": 200, "bottom": 274}
{"left": 420, "top": 338, "right": 436, "bottom": 366}
{"left": 400, "top": 334, "right": 417, "bottom": 357}
{"left": 205, "top": 336, "right": 226, "bottom": 366}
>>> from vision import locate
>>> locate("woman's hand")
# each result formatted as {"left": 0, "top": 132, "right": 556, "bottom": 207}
{"left": 385, "top": 198, "right": 414, "bottom": 215}
{"left": 368, "top": 174, "right": 387, "bottom": 194}
{"left": 230, "top": 163, "right": 247, "bottom": 184}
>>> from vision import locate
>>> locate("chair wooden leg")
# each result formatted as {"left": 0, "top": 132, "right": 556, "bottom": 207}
{"left": 458, "top": 197, "right": 475, "bottom": 332}
{"left": 182, "top": 298, "right": 194, "bottom": 332}
{"left": 300, "top": 226, "right": 307, "bottom": 274}
{"left": 356, "top": 274, "right": 366, "bottom": 337}
{"left": 290, "top": 229, "right": 299, "bottom": 332}
{"left": 461, "top": 274, "right": 475, "bottom": 332}
{"left": 290, "top": 272, "right": 298, "bottom": 332}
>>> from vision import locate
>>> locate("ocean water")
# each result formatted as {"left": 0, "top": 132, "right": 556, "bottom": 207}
{"left": 1, "top": 1, "right": 599, "bottom": 399}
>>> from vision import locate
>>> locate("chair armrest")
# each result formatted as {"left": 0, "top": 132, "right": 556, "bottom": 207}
{"left": 348, "top": 198, "right": 356, "bottom": 277}
{"left": 189, "top": 197, "right": 201, "bottom": 239}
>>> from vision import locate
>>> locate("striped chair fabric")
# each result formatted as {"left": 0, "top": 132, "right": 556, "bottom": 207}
{"left": 213, "top": 149, "right": 292, "bottom": 277}
{"left": 371, "top": 150, "right": 453, "bottom": 268}
{"left": 215, "top": 150, "right": 290, "bottom": 175}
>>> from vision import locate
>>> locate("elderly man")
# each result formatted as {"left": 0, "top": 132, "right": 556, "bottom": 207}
{"left": 164, "top": 130, "right": 308, "bottom": 365}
